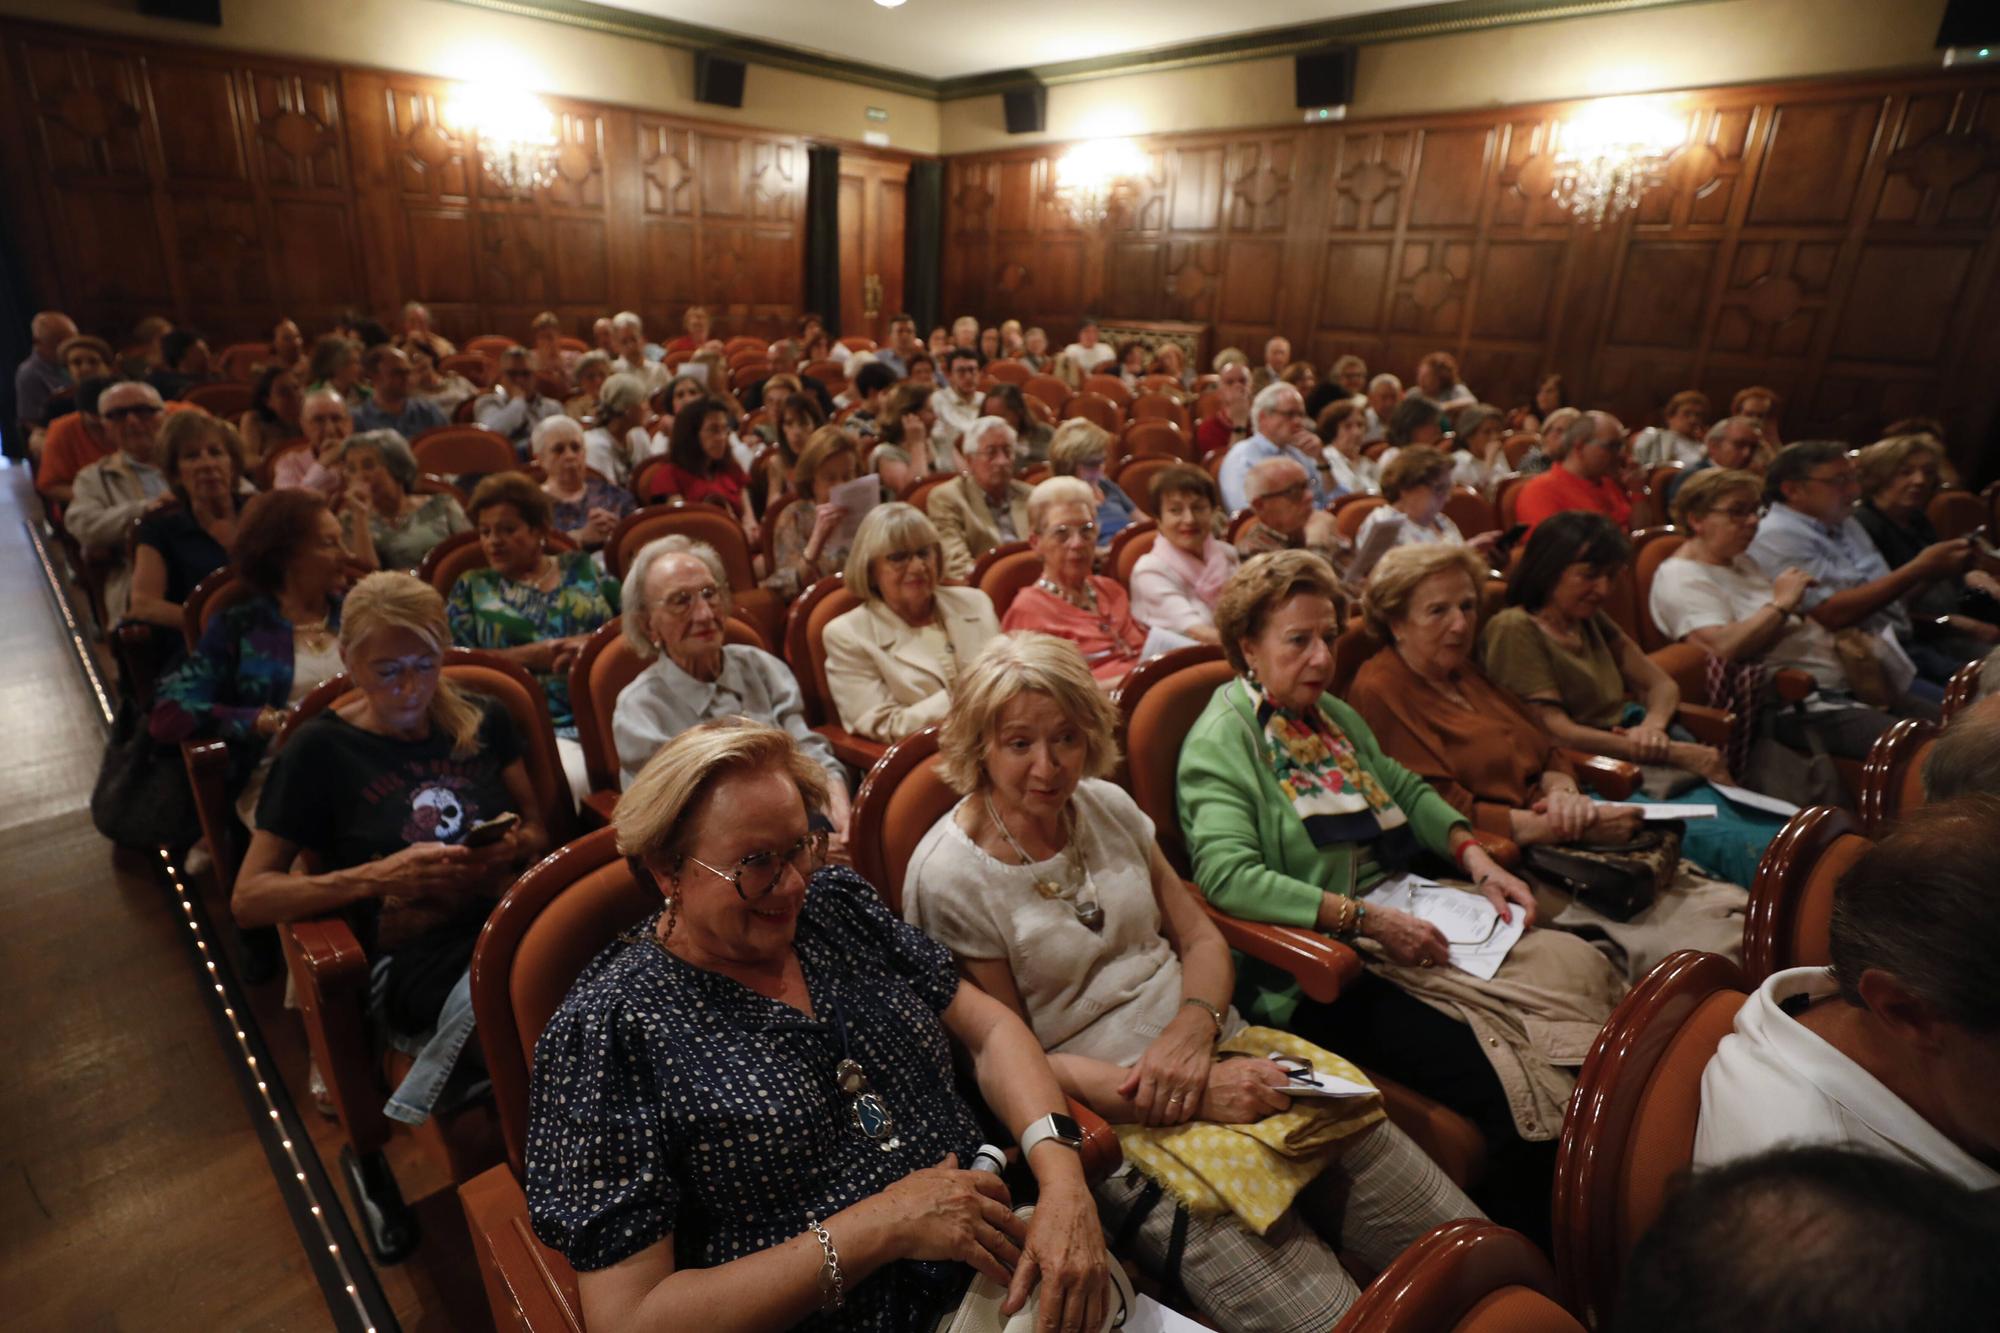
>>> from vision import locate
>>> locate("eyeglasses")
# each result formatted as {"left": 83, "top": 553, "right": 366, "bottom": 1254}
{"left": 1258, "top": 482, "right": 1310, "bottom": 503}
{"left": 505, "top": 368, "right": 535, "bottom": 380}
{"left": 1708, "top": 503, "right": 1763, "bottom": 520}
{"left": 1267, "top": 408, "right": 1306, "bottom": 420}
{"left": 684, "top": 830, "right": 828, "bottom": 900}
{"left": 1045, "top": 521, "right": 1099, "bottom": 544}
{"left": 884, "top": 545, "right": 938, "bottom": 567}
{"left": 653, "top": 584, "right": 723, "bottom": 614}
{"left": 102, "top": 405, "right": 161, "bottom": 421}
{"left": 1801, "top": 471, "right": 1858, "bottom": 490}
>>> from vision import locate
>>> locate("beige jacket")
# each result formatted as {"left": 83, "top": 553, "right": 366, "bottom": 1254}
{"left": 823, "top": 586, "right": 1000, "bottom": 741}
{"left": 927, "top": 473, "right": 1032, "bottom": 581}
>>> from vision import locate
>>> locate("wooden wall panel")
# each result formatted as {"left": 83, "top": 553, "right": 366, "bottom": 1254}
{"left": 941, "top": 68, "right": 2000, "bottom": 475}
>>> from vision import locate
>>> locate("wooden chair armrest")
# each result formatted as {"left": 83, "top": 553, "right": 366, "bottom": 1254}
{"left": 1190, "top": 882, "right": 1361, "bottom": 1003}
{"left": 1068, "top": 1100, "right": 1122, "bottom": 1183}
{"left": 1469, "top": 829, "right": 1521, "bottom": 870}
{"left": 1774, "top": 668, "right": 1814, "bottom": 704}
{"left": 282, "top": 917, "right": 391, "bottom": 1152}
{"left": 814, "top": 724, "right": 888, "bottom": 774}
{"left": 1674, "top": 703, "right": 1735, "bottom": 750}
{"left": 581, "top": 789, "right": 619, "bottom": 827}
{"left": 459, "top": 1164, "right": 585, "bottom": 1333}
{"left": 1562, "top": 750, "right": 1640, "bottom": 800}
{"left": 181, "top": 738, "right": 242, "bottom": 892}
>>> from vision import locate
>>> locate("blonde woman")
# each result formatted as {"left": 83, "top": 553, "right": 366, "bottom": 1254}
{"left": 905, "top": 635, "right": 1480, "bottom": 1333}
{"left": 233, "top": 571, "right": 550, "bottom": 1126}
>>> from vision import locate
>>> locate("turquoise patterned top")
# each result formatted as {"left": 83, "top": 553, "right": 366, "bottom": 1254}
{"left": 445, "top": 550, "right": 619, "bottom": 730}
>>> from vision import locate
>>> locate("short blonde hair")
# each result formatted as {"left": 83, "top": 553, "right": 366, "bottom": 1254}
{"left": 793, "top": 425, "right": 860, "bottom": 498}
{"left": 844, "top": 501, "right": 943, "bottom": 599}
{"left": 1027, "top": 476, "right": 1096, "bottom": 533}
{"left": 1854, "top": 434, "right": 1946, "bottom": 500}
{"left": 621, "top": 536, "right": 733, "bottom": 659}
{"left": 615, "top": 719, "right": 828, "bottom": 869}
{"left": 1048, "top": 419, "right": 1114, "bottom": 473}
{"left": 1671, "top": 467, "right": 1764, "bottom": 528}
{"left": 937, "top": 634, "right": 1120, "bottom": 795}
{"left": 339, "top": 572, "right": 483, "bottom": 757}
{"left": 1362, "top": 544, "right": 1488, "bottom": 643}
{"left": 1213, "top": 550, "right": 1342, "bottom": 675}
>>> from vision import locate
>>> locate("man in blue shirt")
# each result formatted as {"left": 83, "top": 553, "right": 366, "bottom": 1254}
{"left": 1216, "top": 382, "right": 1349, "bottom": 513}
{"left": 873, "top": 312, "right": 919, "bottom": 379}
{"left": 15, "top": 309, "right": 76, "bottom": 438}
{"left": 352, "top": 344, "right": 448, "bottom": 439}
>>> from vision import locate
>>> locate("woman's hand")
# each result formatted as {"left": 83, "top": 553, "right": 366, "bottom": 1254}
{"left": 580, "top": 507, "right": 620, "bottom": 546}
{"left": 1463, "top": 843, "right": 1537, "bottom": 927}
{"left": 1666, "top": 740, "right": 1733, "bottom": 785}
{"left": 802, "top": 502, "right": 847, "bottom": 561}
{"left": 1362, "top": 902, "right": 1452, "bottom": 967}
{"left": 1468, "top": 529, "right": 1504, "bottom": 553}
{"left": 875, "top": 1154, "right": 1027, "bottom": 1288}
{"left": 549, "top": 635, "right": 589, "bottom": 677}
{"left": 1196, "top": 1057, "right": 1293, "bottom": 1124}
{"left": 1007, "top": 1177, "right": 1110, "bottom": 1333}
{"left": 1583, "top": 803, "right": 1645, "bottom": 845}
{"left": 1617, "top": 723, "right": 1672, "bottom": 763}
{"left": 1535, "top": 787, "right": 1596, "bottom": 841}
{"left": 360, "top": 842, "right": 483, "bottom": 900}
{"left": 1772, "top": 566, "right": 1815, "bottom": 613}
{"left": 1115, "top": 1012, "right": 1214, "bottom": 1126}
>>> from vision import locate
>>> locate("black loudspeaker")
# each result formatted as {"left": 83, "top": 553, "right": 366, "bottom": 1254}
{"left": 1936, "top": 0, "right": 2000, "bottom": 47}
{"left": 694, "top": 52, "right": 747, "bottom": 108}
{"left": 138, "top": 0, "right": 221, "bottom": 23}
{"left": 1003, "top": 84, "right": 1047, "bottom": 135}
{"left": 1295, "top": 47, "right": 1355, "bottom": 108}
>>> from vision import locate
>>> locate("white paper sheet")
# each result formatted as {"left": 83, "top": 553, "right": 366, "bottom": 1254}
{"left": 1123, "top": 1294, "right": 1213, "bottom": 1333}
{"left": 825, "top": 473, "right": 884, "bottom": 550}
{"left": 1360, "top": 874, "right": 1525, "bottom": 982}
{"left": 1138, "top": 624, "right": 1199, "bottom": 660}
{"left": 1593, "top": 799, "right": 1717, "bottom": 821}
{"left": 1262, "top": 1054, "right": 1375, "bottom": 1098}
{"left": 1709, "top": 782, "right": 1801, "bottom": 819}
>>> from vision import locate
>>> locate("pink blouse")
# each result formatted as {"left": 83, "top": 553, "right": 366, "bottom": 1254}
{"left": 1001, "top": 575, "right": 1148, "bottom": 686}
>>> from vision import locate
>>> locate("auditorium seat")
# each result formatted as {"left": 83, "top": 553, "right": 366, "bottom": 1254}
{"left": 971, "top": 541, "right": 1039, "bottom": 617}
{"left": 778, "top": 572, "right": 888, "bottom": 771}
{"left": 1131, "top": 391, "right": 1191, "bottom": 432}
{"left": 1333, "top": 493, "right": 1386, "bottom": 541}
{"left": 1941, "top": 657, "right": 1983, "bottom": 720}
{"left": 412, "top": 425, "right": 515, "bottom": 477}
{"left": 414, "top": 527, "right": 579, "bottom": 599}
{"left": 1022, "top": 373, "right": 1071, "bottom": 411}
{"left": 441, "top": 352, "right": 493, "bottom": 388}
{"left": 464, "top": 334, "right": 518, "bottom": 359}
{"left": 1441, "top": 484, "right": 1499, "bottom": 538}
{"left": 1858, "top": 716, "right": 1937, "bottom": 835}
{"left": 1742, "top": 805, "right": 1865, "bottom": 986}
{"left": 900, "top": 471, "right": 955, "bottom": 512}
{"left": 1496, "top": 475, "right": 1532, "bottom": 528}
{"left": 1926, "top": 487, "right": 1983, "bottom": 540}
{"left": 986, "top": 359, "right": 1030, "bottom": 385}
{"left": 1081, "top": 373, "right": 1133, "bottom": 409}
{"left": 1063, "top": 391, "right": 1123, "bottom": 433}
{"left": 606, "top": 502, "right": 784, "bottom": 645}
{"left": 1553, "top": 950, "right": 1747, "bottom": 1330}
{"left": 1628, "top": 527, "right": 1685, "bottom": 652}
{"left": 1332, "top": 1219, "right": 1579, "bottom": 1333}
{"left": 1111, "top": 457, "right": 1174, "bottom": 518}
{"left": 1108, "top": 518, "right": 1158, "bottom": 586}
{"left": 184, "top": 380, "right": 252, "bottom": 418}
{"left": 1122, "top": 419, "right": 1193, "bottom": 461}
{"left": 216, "top": 341, "right": 271, "bottom": 382}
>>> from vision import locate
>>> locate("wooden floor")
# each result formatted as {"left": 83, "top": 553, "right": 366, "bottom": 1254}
{"left": 0, "top": 464, "right": 485, "bottom": 1332}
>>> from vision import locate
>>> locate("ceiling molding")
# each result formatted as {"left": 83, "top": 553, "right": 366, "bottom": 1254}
{"left": 443, "top": 0, "right": 1701, "bottom": 101}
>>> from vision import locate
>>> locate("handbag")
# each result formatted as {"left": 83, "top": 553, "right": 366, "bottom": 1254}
{"left": 933, "top": 1204, "right": 1138, "bottom": 1333}
{"left": 1525, "top": 823, "right": 1683, "bottom": 921}
{"left": 90, "top": 698, "right": 203, "bottom": 851}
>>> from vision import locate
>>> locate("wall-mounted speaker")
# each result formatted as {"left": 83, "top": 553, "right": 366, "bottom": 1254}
{"left": 1295, "top": 47, "right": 1355, "bottom": 108}
{"left": 138, "top": 0, "right": 222, "bottom": 23}
{"left": 1003, "top": 84, "right": 1046, "bottom": 135}
{"left": 694, "top": 52, "right": 747, "bottom": 108}
{"left": 1936, "top": 0, "right": 2000, "bottom": 48}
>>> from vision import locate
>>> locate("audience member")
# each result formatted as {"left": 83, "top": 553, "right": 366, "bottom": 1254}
{"left": 1218, "top": 383, "right": 1336, "bottom": 512}
{"left": 307, "top": 334, "right": 366, "bottom": 408}
{"left": 761, "top": 426, "right": 864, "bottom": 601}
{"left": 526, "top": 311, "right": 576, "bottom": 381}
{"left": 661, "top": 305, "right": 707, "bottom": 357}
{"left": 56, "top": 333, "right": 112, "bottom": 397}
{"left": 1020, "top": 324, "right": 1052, "bottom": 372}
{"left": 147, "top": 329, "right": 215, "bottom": 401}
{"left": 1194, "top": 360, "right": 1254, "bottom": 458}
{"left": 823, "top": 503, "right": 1000, "bottom": 742}
{"left": 1923, "top": 693, "right": 2000, "bottom": 800}
{"left": 905, "top": 350, "right": 938, "bottom": 388}
{"left": 843, "top": 359, "right": 897, "bottom": 441}
{"left": 878, "top": 381, "right": 942, "bottom": 477}
{"left": 1235, "top": 457, "right": 1344, "bottom": 567}
{"left": 474, "top": 347, "right": 564, "bottom": 456}
{"left": 16, "top": 310, "right": 77, "bottom": 435}
{"left": 34, "top": 374, "right": 117, "bottom": 507}
{"left": 1128, "top": 464, "right": 1238, "bottom": 644}
{"left": 930, "top": 347, "right": 984, "bottom": 464}
{"left": 928, "top": 416, "right": 1031, "bottom": 581}
{"left": 1448, "top": 402, "right": 1509, "bottom": 492}
{"left": 642, "top": 397, "right": 757, "bottom": 545}
{"left": 273, "top": 387, "right": 354, "bottom": 497}
{"left": 563, "top": 350, "right": 611, "bottom": 421}
{"left": 874, "top": 311, "right": 919, "bottom": 377}
{"left": 999, "top": 317, "right": 1027, "bottom": 360}
{"left": 1731, "top": 384, "right": 1782, "bottom": 446}
{"left": 1331, "top": 354, "right": 1368, "bottom": 397}
{"left": 1514, "top": 410, "right": 1633, "bottom": 532}
{"left": 399, "top": 301, "right": 454, "bottom": 355}
{"left": 1363, "top": 372, "right": 1403, "bottom": 444}
{"left": 238, "top": 366, "right": 304, "bottom": 467}
{"left": 582, "top": 372, "right": 654, "bottom": 487}
{"left": 1514, "top": 404, "right": 1578, "bottom": 477}
{"left": 981, "top": 381, "right": 1051, "bottom": 464}
{"left": 1047, "top": 419, "right": 1136, "bottom": 545}
{"left": 1631, "top": 390, "right": 1711, "bottom": 468}
{"left": 65, "top": 381, "right": 171, "bottom": 623}
{"left": 1662, "top": 414, "right": 1763, "bottom": 508}
{"left": 126, "top": 411, "right": 251, "bottom": 632}
{"left": 611, "top": 311, "right": 668, "bottom": 394}
{"left": 1003, "top": 477, "right": 1147, "bottom": 687}
{"left": 1061, "top": 320, "right": 1115, "bottom": 375}
{"left": 352, "top": 344, "right": 448, "bottom": 438}
{"left": 1347, "top": 446, "right": 1491, "bottom": 587}
{"left": 1152, "top": 339, "right": 1192, "bottom": 389}
{"left": 404, "top": 334, "right": 479, "bottom": 418}
{"left": 1850, "top": 434, "right": 1999, "bottom": 654}
{"left": 1314, "top": 395, "right": 1377, "bottom": 495}
{"left": 1413, "top": 350, "right": 1475, "bottom": 409}
{"left": 534, "top": 415, "right": 632, "bottom": 551}
{"left": 1114, "top": 338, "right": 1149, "bottom": 389}
{"left": 1251, "top": 335, "right": 1292, "bottom": 392}
{"left": 337, "top": 428, "right": 468, "bottom": 570}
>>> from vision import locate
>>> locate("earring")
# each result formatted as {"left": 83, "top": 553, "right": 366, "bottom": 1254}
{"left": 662, "top": 881, "right": 683, "bottom": 941}
{"left": 1243, "top": 663, "right": 1260, "bottom": 686}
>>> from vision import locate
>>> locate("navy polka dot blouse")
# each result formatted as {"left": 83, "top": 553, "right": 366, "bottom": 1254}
{"left": 525, "top": 864, "right": 983, "bottom": 1329}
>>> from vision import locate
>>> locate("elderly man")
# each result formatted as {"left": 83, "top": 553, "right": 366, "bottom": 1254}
{"left": 876, "top": 312, "right": 919, "bottom": 378}
{"left": 352, "top": 344, "right": 447, "bottom": 437}
{"left": 610, "top": 311, "right": 668, "bottom": 393}
{"left": 1514, "top": 409, "right": 1633, "bottom": 532}
{"left": 1632, "top": 389, "right": 1712, "bottom": 468}
{"left": 400, "top": 300, "right": 455, "bottom": 354}
{"left": 928, "top": 415, "right": 1033, "bottom": 581}
{"left": 65, "top": 381, "right": 171, "bottom": 622}
{"left": 930, "top": 347, "right": 984, "bottom": 465}
{"left": 1216, "top": 382, "right": 1345, "bottom": 513}
{"left": 1663, "top": 414, "right": 1764, "bottom": 508}
{"left": 1060, "top": 319, "right": 1115, "bottom": 375}
{"left": 612, "top": 535, "right": 851, "bottom": 849}
{"left": 473, "top": 347, "right": 564, "bottom": 457}
{"left": 1251, "top": 335, "right": 1292, "bottom": 392}
{"left": 1694, "top": 798, "right": 2000, "bottom": 1191}
{"left": 590, "top": 316, "right": 617, "bottom": 357}
{"left": 272, "top": 386, "right": 355, "bottom": 497}
{"left": 1235, "top": 456, "right": 1344, "bottom": 568}
{"left": 35, "top": 375, "right": 118, "bottom": 507}
{"left": 1331, "top": 354, "right": 1368, "bottom": 397}
{"left": 746, "top": 338, "right": 832, "bottom": 415}
{"left": 1363, "top": 372, "right": 1403, "bottom": 444}
{"left": 16, "top": 309, "right": 77, "bottom": 438}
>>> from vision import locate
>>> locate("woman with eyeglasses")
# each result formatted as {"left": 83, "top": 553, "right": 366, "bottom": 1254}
{"left": 1001, "top": 478, "right": 1148, "bottom": 690}
{"left": 525, "top": 719, "right": 1111, "bottom": 1333}
{"left": 1345, "top": 447, "right": 1498, "bottom": 589}
{"left": 823, "top": 503, "right": 1000, "bottom": 743}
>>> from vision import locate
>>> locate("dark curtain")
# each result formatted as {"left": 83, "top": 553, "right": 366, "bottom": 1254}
{"left": 805, "top": 145, "right": 842, "bottom": 334}
{"left": 0, "top": 209, "right": 35, "bottom": 459}
{"left": 904, "top": 159, "right": 944, "bottom": 335}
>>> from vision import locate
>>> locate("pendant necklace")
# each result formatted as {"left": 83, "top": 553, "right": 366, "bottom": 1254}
{"left": 982, "top": 793, "right": 1106, "bottom": 931}
{"left": 828, "top": 992, "right": 903, "bottom": 1152}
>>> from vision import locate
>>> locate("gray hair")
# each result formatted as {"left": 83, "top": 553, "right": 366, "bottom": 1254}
{"left": 1250, "top": 380, "right": 1300, "bottom": 423}
{"left": 573, "top": 349, "right": 613, "bottom": 379}
{"left": 301, "top": 385, "right": 349, "bottom": 419}
{"left": 531, "top": 414, "right": 585, "bottom": 459}
{"left": 963, "top": 415, "right": 1017, "bottom": 459}
{"left": 612, "top": 310, "right": 643, "bottom": 334}
{"left": 1367, "top": 372, "right": 1402, "bottom": 393}
{"left": 1027, "top": 475, "right": 1097, "bottom": 532}
{"left": 599, "top": 371, "right": 649, "bottom": 418}
{"left": 1048, "top": 419, "right": 1113, "bottom": 472}
{"left": 1562, "top": 409, "right": 1622, "bottom": 454}
{"left": 620, "top": 535, "right": 732, "bottom": 659}
{"left": 100, "top": 380, "right": 165, "bottom": 412}
{"left": 1922, "top": 696, "right": 2000, "bottom": 802}
{"left": 843, "top": 501, "right": 944, "bottom": 599}
{"left": 868, "top": 442, "right": 911, "bottom": 471}
{"left": 1245, "top": 455, "right": 1310, "bottom": 504}
{"left": 339, "top": 428, "right": 418, "bottom": 489}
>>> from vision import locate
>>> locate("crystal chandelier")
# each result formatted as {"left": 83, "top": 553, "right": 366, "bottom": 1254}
{"left": 1053, "top": 138, "right": 1146, "bottom": 228}
{"left": 1548, "top": 97, "right": 1685, "bottom": 226}
{"left": 446, "top": 84, "right": 561, "bottom": 195}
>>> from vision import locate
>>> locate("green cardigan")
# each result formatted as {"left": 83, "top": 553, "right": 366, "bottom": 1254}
{"left": 1176, "top": 677, "right": 1471, "bottom": 1024}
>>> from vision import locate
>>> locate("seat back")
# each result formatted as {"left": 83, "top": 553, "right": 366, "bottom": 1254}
{"left": 1742, "top": 805, "right": 1866, "bottom": 986}
{"left": 415, "top": 528, "right": 579, "bottom": 599}
{"left": 1496, "top": 475, "right": 1533, "bottom": 528}
{"left": 1116, "top": 646, "right": 1232, "bottom": 876}
{"left": 848, "top": 728, "right": 959, "bottom": 916}
{"left": 1122, "top": 420, "right": 1191, "bottom": 461}
{"left": 1112, "top": 457, "right": 1175, "bottom": 518}
{"left": 1629, "top": 527, "right": 1686, "bottom": 651}
{"left": 217, "top": 341, "right": 271, "bottom": 382}
{"left": 1554, "top": 950, "right": 1747, "bottom": 1330}
{"left": 1331, "top": 1219, "right": 1571, "bottom": 1333}
{"left": 1330, "top": 622, "right": 1384, "bottom": 697}
{"left": 569, "top": 619, "right": 648, "bottom": 795}
{"left": 784, "top": 573, "right": 862, "bottom": 727}
{"left": 413, "top": 425, "right": 516, "bottom": 477}
{"left": 1858, "top": 717, "right": 1937, "bottom": 835}
{"left": 986, "top": 360, "right": 1030, "bottom": 385}
{"left": 801, "top": 359, "right": 845, "bottom": 390}
{"left": 1130, "top": 392, "right": 1191, "bottom": 432}
{"left": 465, "top": 335, "right": 519, "bottom": 359}
{"left": 901, "top": 472, "right": 956, "bottom": 512}
{"left": 1442, "top": 485, "right": 1499, "bottom": 538}
{"left": 441, "top": 352, "right": 494, "bottom": 387}
{"left": 1081, "top": 374, "right": 1132, "bottom": 409}
{"left": 1926, "top": 487, "right": 1985, "bottom": 540}
{"left": 973, "top": 543, "right": 1041, "bottom": 618}
{"left": 182, "top": 567, "right": 256, "bottom": 649}
{"left": 1334, "top": 494, "right": 1387, "bottom": 541}
{"left": 184, "top": 380, "right": 253, "bottom": 418}
{"left": 1063, "top": 392, "right": 1123, "bottom": 433}
{"left": 1022, "top": 374, "right": 1071, "bottom": 411}
{"left": 608, "top": 503, "right": 756, "bottom": 587}
{"left": 1109, "top": 521, "right": 1158, "bottom": 587}
{"left": 1942, "top": 658, "right": 1983, "bottom": 721}
{"left": 1227, "top": 507, "right": 1260, "bottom": 542}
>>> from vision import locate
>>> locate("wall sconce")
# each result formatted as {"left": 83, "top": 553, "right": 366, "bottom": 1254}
{"left": 1053, "top": 137, "right": 1146, "bottom": 228}
{"left": 1548, "top": 97, "right": 1686, "bottom": 226}
{"left": 444, "top": 83, "right": 560, "bottom": 195}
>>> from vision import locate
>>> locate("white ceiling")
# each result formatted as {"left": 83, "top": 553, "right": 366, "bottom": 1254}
{"left": 587, "top": 0, "right": 1443, "bottom": 81}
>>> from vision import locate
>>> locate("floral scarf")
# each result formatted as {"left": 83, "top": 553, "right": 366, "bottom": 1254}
{"left": 1247, "top": 680, "right": 1417, "bottom": 871}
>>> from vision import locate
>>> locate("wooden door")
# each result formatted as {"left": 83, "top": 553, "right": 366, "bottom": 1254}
{"left": 838, "top": 155, "right": 908, "bottom": 343}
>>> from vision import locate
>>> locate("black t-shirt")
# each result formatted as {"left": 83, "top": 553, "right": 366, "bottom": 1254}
{"left": 136, "top": 503, "right": 229, "bottom": 605}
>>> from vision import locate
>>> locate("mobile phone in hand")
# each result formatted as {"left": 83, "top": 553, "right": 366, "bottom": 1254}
{"left": 463, "top": 811, "right": 520, "bottom": 847}
{"left": 1493, "top": 522, "right": 1530, "bottom": 554}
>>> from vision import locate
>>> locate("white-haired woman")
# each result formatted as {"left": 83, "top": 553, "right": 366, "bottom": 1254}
{"left": 526, "top": 720, "right": 1110, "bottom": 1333}
{"left": 904, "top": 636, "right": 1481, "bottom": 1333}
{"left": 536, "top": 415, "right": 634, "bottom": 550}
{"left": 584, "top": 372, "right": 659, "bottom": 487}
{"left": 234, "top": 571, "right": 549, "bottom": 1126}
{"left": 823, "top": 503, "right": 1001, "bottom": 742}
{"left": 1001, "top": 477, "right": 1148, "bottom": 688}
{"left": 613, "top": 535, "right": 851, "bottom": 850}
{"left": 1047, "top": 420, "right": 1136, "bottom": 547}
{"left": 336, "top": 428, "right": 469, "bottom": 570}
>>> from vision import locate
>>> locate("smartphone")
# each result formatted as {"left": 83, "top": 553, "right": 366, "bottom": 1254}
{"left": 1492, "top": 522, "right": 1531, "bottom": 554}
{"left": 462, "top": 811, "right": 520, "bottom": 847}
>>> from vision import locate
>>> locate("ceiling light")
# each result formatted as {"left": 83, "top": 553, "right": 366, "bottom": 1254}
{"left": 874, "top": 0, "right": 907, "bottom": 8}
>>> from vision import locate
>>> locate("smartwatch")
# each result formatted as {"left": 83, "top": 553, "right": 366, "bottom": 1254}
{"left": 1018, "top": 1112, "right": 1084, "bottom": 1159}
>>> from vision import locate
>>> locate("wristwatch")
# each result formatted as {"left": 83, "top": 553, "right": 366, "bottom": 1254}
{"left": 1018, "top": 1112, "right": 1084, "bottom": 1159}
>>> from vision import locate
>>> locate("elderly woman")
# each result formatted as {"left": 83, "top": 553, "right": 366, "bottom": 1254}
{"left": 404, "top": 333, "right": 478, "bottom": 418}
{"left": 239, "top": 365, "right": 304, "bottom": 466}
{"left": 1003, "top": 478, "right": 1148, "bottom": 688}
{"left": 613, "top": 535, "right": 850, "bottom": 847}
{"left": 236, "top": 571, "right": 549, "bottom": 1128}
{"left": 307, "top": 333, "right": 366, "bottom": 408}
{"left": 1448, "top": 404, "right": 1508, "bottom": 493}
{"left": 1020, "top": 327, "right": 1052, "bottom": 373}
{"left": 823, "top": 503, "right": 1001, "bottom": 742}
{"left": 1650, "top": 468, "right": 1898, "bottom": 769}
{"left": 1851, "top": 434, "right": 2000, "bottom": 663}
{"left": 879, "top": 381, "right": 942, "bottom": 477}
{"left": 905, "top": 634, "right": 1480, "bottom": 1332}
{"left": 1313, "top": 396, "right": 1377, "bottom": 496}
{"left": 1350, "top": 544, "right": 1751, "bottom": 966}
{"left": 983, "top": 383, "right": 1052, "bottom": 465}
{"left": 1347, "top": 446, "right": 1492, "bottom": 587}
{"left": 527, "top": 311, "right": 575, "bottom": 382}
{"left": 525, "top": 720, "right": 1109, "bottom": 1333}
{"left": 643, "top": 396, "right": 759, "bottom": 546}
{"left": 564, "top": 350, "right": 613, "bottom": 421}
{"left": 1153, "top": 340, "right": 1192, "bottom": 390}
{"left": 1047, "top": 419, "right": 1136, "bottom": 546}
{"left": 338, "top": 428, "right": 469, "bottom": 570}
{"left": 585, "top": 372, "right": 656, "bottom": 487}
{"left": 1127, "top": 464, "right": 1238, "bottom": 644}
{"left": 126, "top": 412, "right": 252, "bottom": 632}
{"left": 447, "top": 473, "right": 618, "bottom": 792}
{"left": 762, "top": 426, "right": 866, "bottom": 601}
{"left": 536, "top": 415, "right": 635, "bottom": 550}
{"left": 1195, "top": 360, "right": 1254, "bottom": 458}
{"left": 1481, "top": 511, "right": 1783, "bottom": 885}
{"left": 1177, "top": 550, "right": 1626, "bottom": 1244}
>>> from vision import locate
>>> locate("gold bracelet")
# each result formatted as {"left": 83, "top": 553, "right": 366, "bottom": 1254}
{"left": 1180, "top": 996, "right": 1223, "bottom": 1033}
